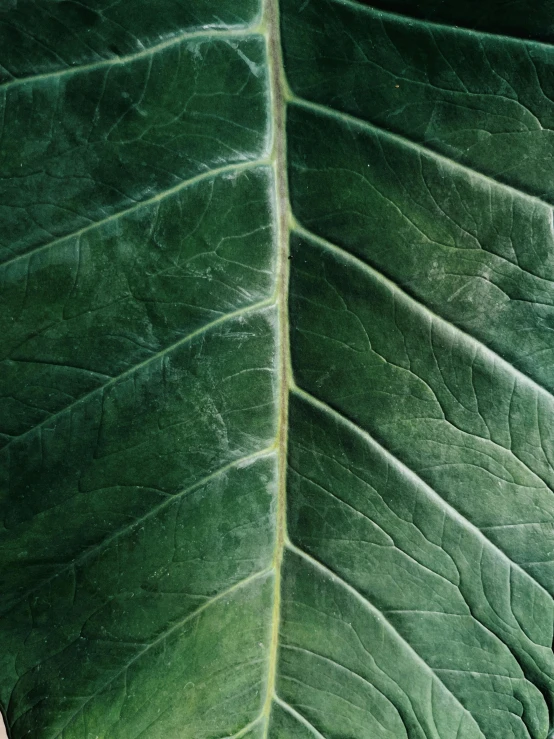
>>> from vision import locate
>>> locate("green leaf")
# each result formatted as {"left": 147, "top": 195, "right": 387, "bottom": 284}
{"left": 2, "top": 0, "right": 554, "bottom": 737}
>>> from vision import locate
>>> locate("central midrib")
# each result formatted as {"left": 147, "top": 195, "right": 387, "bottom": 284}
{"left": 261, "top": 0, "right": 290, "bottom": 733}
{"left": 256, "top": 3, "right": 554, "bottom": 736}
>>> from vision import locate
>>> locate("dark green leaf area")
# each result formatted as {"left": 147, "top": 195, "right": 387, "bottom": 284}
{"left": 0, "top": 307, "right": 277, "bottom": 592}
{"left": 8, "top": 565, "right": 274, "bottom": 739}
{"left": 0, "top": 0, "right": 260, "bottom": 82}
{"left": 288, "top": 98, "right": 554, "bottom": 593}
{"left": 289, "top": 236, "right": 554, "bottom": 737}
{"left": 287, "top": 105, "right": 554, "bottom": 394}
{"left": 0, "top": 167, "right": 274, "bottom": 442}
{"left": 340, "top": 0, "right": 554, "bottom": 43}
{"left": 0, "top": 308, "right": 278, "bottom": 733}
{"left": 0, "top": 36, "right": 268, "bottom": 262}
{"left": 281, "top": 6, "right": 554, "bottom": 737}
{"left": 290, "top": 227, "right": 554, "bottom": 585}
{"left": 282, "top": 0, "right": 554, "bottom": 202}
{"left": 283, "top": 393, "right": 553, "bottom": 739}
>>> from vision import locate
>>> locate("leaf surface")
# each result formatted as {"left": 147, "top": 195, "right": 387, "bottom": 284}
{"left": 2, "top": 1, "right": 554, "bottom": 738}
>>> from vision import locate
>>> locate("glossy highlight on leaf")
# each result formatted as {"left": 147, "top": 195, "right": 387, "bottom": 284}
{"left": 1, "top": 0, "right": 554, "bottom": 738}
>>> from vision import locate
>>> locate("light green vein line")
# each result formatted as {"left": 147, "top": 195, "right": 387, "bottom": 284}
{"left": 293, "top": 222, "right": 554, "bottom": 499}
{"left": 52, "top": 568, "right": 273, "bottom": 739}
{"left": 290, "top": 382, "right": 553, "bottom": 607}
{"left": 291, "top": 385, "right": 554, "bottom": 702}
{"left": 292, "top": 222, "right": 554, "bottom": 524}
{"left": 0, "top": 159, "right": 268, "bottom": 271}
{"left": 225, "top": 715, "right": 265, "bottom": 739}
{"left": 291, "top": 221, "right": 554, "bottom": 414}
{"left": 0, "top": 296, "right": 275, "bottom": 454}
{"left": 328, "top": 0, "right": 554, "bottom": 51}
{"left": 273, "top": 695, "right": 327, "bottom": 739}
{"left": 0, "top": 27, "right": 261, "bottom": 94}
{"left": 288, "top": 93, "right": 553, "bottom": 212}
{"left": 282, "top": 644, "right": 404, "bottom": 713}
{"left": 0, "top": 445, "right": 276, "bottom": 620}
{"left": 285, "top": 542, "right": 486, "bottom": 738}
{"left": 281, "top": 644, "right": 436, "bottom": 737}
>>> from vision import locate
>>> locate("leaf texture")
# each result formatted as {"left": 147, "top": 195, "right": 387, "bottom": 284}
{"left": 1, "top": 0, "right": 554, "bottom": 738}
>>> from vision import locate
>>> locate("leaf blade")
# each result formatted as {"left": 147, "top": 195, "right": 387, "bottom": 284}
{"left": 3, "top": 0, "right": 554, "bottom": 737}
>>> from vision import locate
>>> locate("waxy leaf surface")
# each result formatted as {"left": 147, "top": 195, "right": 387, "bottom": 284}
{"left": 1, "top": 1, "right": 554, "bottom": 738}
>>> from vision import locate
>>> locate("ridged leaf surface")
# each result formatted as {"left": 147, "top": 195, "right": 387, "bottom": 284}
{"left": 1, "top": 1, "right": 554, "bottom": 738}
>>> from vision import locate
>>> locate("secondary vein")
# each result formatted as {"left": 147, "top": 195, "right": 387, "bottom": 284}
{"left": 0, "top": 160, "right": 267, "bottom": 271}
{"left": 292, "top": 221, "right": 554, "bottom": 421}
{"left": 273, "top": 695, "right": 327, "bottom": 738}
{"left": 289, "top": 94, "right": 554, "bottom": 212}
{"left": 290, "top": 384, "right": 554, "bottom": 610}
{"left": 0, "top": 27, "right": 260, "bottom": 94}
{"left": 0, "top": 297, "right": 273, "bottom": 455}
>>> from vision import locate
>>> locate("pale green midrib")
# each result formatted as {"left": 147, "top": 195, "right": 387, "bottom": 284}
{"left": 292, "top": 221, "right": 554, "bottom": 477}
{"left": 273, "top": 695, "right": 326, "bottom": 738}
{"left": 0, "top": 296, "right": 274, "bottom": 455}
{"left": 0, "top": 445, "right": 275, "bottom": 621}
{"left": 285, "top": 541, "right": 487, "bottom": 738}
{"left": 45, "top": 567, "right": 273, "bottom": 739}
{"left": 0, "top": 160, "right": 268, "bottom": 271}
{"left": 0, "top": 27, "right": 260, "bottom": 94}
{"left": 289, "top": 94, "right": 554, "bottom": 214}
{"left": 262, "top": 0, "right": 291, "bottom": 734}
{"left": 290, "top": 383, "right": 554, "bottom": 649}
{"left": 329, "top": 0, "right": 554, "bottom": 51}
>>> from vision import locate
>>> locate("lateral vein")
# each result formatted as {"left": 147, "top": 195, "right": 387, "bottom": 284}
{"left": 290, "top": 383, "right": 553, "bottom": 605}
{"left": 0, "top": 160, "right": 267, "bottom": 271}
{"left": 273, "top": 695, "right": 327, "bottom": 739}
{"left": 1, "top": 297, "right": 274, "bottom": 454}
{"left": 286, "top": 542, "right": 486, "bottom": 737}
{"left": 292, "top": 222, "right": 554, "bottom": 419}
{"left": 289, "top": 94, "right": 553, "bottom": 212}
{"left": 0, "top": 446, "right": 275, "bottom": 620}
{"left": 0, "top": 28, "right": 261, "bottom": 93}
